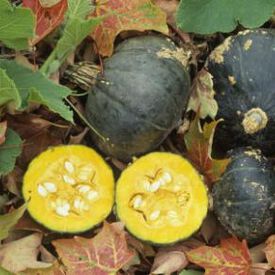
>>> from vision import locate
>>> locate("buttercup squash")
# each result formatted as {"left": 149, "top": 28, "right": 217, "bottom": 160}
{"left": 207, "top": 29, "right": 275, "bottom": 156}
{"left": 86, "top": 35, "right": 190, "bottom": 161}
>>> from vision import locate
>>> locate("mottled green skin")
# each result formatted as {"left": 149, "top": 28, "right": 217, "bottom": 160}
{"left": 85, "top": 35, "right": 190, "bottom": 161}
{"left": 212, "top": 148, "right": 275, "bottom": 244}
{"left": 207, "top": 29, "right": 275, "bottom": 156}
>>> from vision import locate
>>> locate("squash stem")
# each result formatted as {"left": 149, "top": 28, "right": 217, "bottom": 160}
{"left": 65, "top": 98, "right": 106, "bottom": 142}
{"left": 242, "top": 108, "right": 268, "bottom": 135}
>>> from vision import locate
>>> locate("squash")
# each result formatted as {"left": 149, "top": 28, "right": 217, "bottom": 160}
{"left": 212, "top": 147, "right": 275, "bottom": 244}
{"left": 85, "top": 35, "right": 190, "bottom": 161}
{"left": 22, "top": 145, "right": 114, "bottom": 233}
{"left": 116, "top": 152, "right": 208, "bottom": 245}
{"left": 207, "top": 29, "right": 275, "bottom": 156}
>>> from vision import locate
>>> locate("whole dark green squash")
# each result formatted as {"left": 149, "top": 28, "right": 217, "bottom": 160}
{"left": 85, "top": 35, "right": 190, "bottom": 161}
{"left": 207, "top": 29, "right": 275, "bottom": 156}
{"left": 212, "top": 147, "right": 275, "bottom": 244}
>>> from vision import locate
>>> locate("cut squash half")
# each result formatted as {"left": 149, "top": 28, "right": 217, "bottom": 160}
{"left": 116, "top": 152, "right": 208, "bottom": 244}
{"left": 23, "top": 145, "right": 114, "bottom": 233}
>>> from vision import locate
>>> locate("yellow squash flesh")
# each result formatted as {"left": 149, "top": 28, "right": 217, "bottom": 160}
{"left": 23, "top": 145, "right": 114, "bottom": 233}
{"left": 116, "top": 152, "right": 208, "bottom": 244}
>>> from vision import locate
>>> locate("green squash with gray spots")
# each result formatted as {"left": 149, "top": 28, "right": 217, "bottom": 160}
{"left": 207, "top": 29, "right": 275, "bottom": 156}
{"left": 85, "top": 35, "right": 190, "bottom": 161}
{"left": 212, "top": 147, "right": 275, "bottom": 244}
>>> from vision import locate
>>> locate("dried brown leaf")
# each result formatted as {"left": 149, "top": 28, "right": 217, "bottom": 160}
{"left": 151, "top": 250, "right": 188, "bottom": 274}
{"left": 264, "top": 235, "right": 275, "bottom": 268}
{"left": 187, "top": 69, "right": 218, "bottom": 119}
{"left": 0, "top": 233, "right": 52, "bottom": 273}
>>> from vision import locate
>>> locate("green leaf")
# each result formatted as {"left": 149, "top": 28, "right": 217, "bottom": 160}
{"left": 0, "top": 60, "right": 73, "bottom": 122}
{"left": 67, "top": 0, "right": 94, "bottom": 18}
{"left": 176, "top": 0, "right": 275, "bottom": 34}
{"left": 0, "top": 68, "right": 21, "bottom": 110}
{"left": 0, "top": 0, "right": 35, "bottom": 49}
{"left": 0, "top": 266, "right": 13, "bottom": 275}
{"left": 40, "top": 0, "right": 102, "bottom": 76}
{"left": 0, "top": 203, "right": 27, "bottom": 241}
{"left": 0, "top": 129, "right": 22, "bottom": 177}
{"left": 179, "top": 270, "right": 203, "bottom": 275}
{"left": 0, "top": 194, "right": 9, "bottom": 214}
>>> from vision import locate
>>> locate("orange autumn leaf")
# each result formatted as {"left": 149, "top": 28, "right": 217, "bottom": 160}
{"left": 52, "top": 222, "right": 135, "bottom": 275}
{"left": 187, "top": 238, "right": 251, "bottom": 275}
{"left": 22, "top": 0, "right": 67, "bottom": 45}
{"left": 91, "top": 0, "right": 169, "bottom": 56}
{"left": 184, "top": 113, "right": 230, "bottom": 186}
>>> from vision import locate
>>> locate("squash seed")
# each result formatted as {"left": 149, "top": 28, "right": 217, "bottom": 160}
{"left": 132, "top": 195, "right": 143, "bottom": 209}
{"left": 56, "top": 204, "right": 70, "bottom": 217}
{"left": 149, "top": 210, "right": 160, "bottom": 221}
{"left": 55, "top": 199, "right": 70, "bottom": 217}
{"left": 167, "top": 210, "right": 178, "bottom": 218}
{"left": 161, "top": 172, "right": 172, "bottom": 183}
{"left": 149, "top": 181, "right": 161, "bottom": 192}
{"left": 78, "top": 172, "right": 90, "bottom": 181}
{"left": 63, "top": 175, "right": 76, "bottom": 185}
{"left": 44, "top": 182, "right": 57, "bottom": 193}
{"left": 37, "top": 184, "right": 48, "bottom": 197}
{"left": 77, "top": 185, "right": 91, "bottom": 193}
{"left": 64, "top": 161, "right": 75, "bottom": 174}
{"left": 87, "top": 190, "right": 98, "bottom": 201}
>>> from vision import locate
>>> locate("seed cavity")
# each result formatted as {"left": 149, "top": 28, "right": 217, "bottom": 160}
{"left": 64, "top": 161, "right": 75, "bottom": 174}
{"left": 63, "top": 175, "right": 76, "bottom": 185}
{"left": 149, "top": 210, "right": 160, "bottom": 221}
{"left": 144, "top": 171, "right": 172, "bottom": 192}
{"left": 37, "top": 184, "right": 48, "bottom": 197}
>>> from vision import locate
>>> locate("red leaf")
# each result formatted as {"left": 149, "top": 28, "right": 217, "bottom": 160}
{"left": 6, "top": 114, "right": 66, "bottom": 167}
{"left": 184, "top": 113, "right": 230, "bottom": 186}
{"left": 91, "top": 0, "right": 168, "bottom": 56}
{"left": 0, "top": 121, "right": 7, "bottom": 146}
{"left": 187, "top": 238, "right": 252, "bottom": 275}
{"left": 22, "top": 0, "right": 67, "bottom": 45}
{"left": 52, "top": 222, "right": 135, "bottom": 275}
